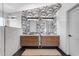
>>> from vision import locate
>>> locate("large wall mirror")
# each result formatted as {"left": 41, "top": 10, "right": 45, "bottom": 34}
{"left": 29, "top": 19, "right": 38, "bottom": 35}
{"left": 39, "top": 19, "right": 57, "bottom": 35}
{"left": 22, "top": 18, "right": 57, "bottom": 35}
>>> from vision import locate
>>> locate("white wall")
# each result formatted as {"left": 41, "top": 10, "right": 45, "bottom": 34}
{"left": 7, "top": 12, "right": 22, "bottom": 28}
{"left": 0, "top": 10, "right": 3, "bottom": 26}
{"left": 0, "top": 5, "right": 22, "bottom": 56}
{"left": 0, "top": 17, "right": 4, "bottom": 26}
{"left": 0, "top": 3, "right": 22, "bottom": 56}
{"left": 0, "top": 10, "right": 8, "bottom": 56}
{"left": 57, "top": 3, "right": 77, "bottom": 55}
{"left": 0, "top": 26, "right": 4, "bottom": 56}
{"left": 0, "top": 10, "right": 10, "bottom": 27}
{"left": 5, "top": 27, "right": 22, "bottom": 56}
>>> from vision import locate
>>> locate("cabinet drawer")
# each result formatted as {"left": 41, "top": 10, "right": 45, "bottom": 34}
{"left": 20, "top": 36, "right": 39, "bottom": 46}
{"left": 41, "top": 36, "right": 59, "bottom": 46}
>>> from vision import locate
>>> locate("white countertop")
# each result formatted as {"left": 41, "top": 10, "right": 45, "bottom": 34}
{"left": 21, "top": 34, "right": 39, "bottom": 36}
{"left": 21, "top": 34, "right": 59, "bottom": 36}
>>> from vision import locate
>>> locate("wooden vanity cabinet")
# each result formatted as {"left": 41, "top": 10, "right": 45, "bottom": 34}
{"left": 41, "top": 36, "right": 59, "bottom": 47}
{"left": 20, "top": 35, "right": 59, "bottom": 47}
{"left": 20, "top": 36, "right": 39, "bottom": 46}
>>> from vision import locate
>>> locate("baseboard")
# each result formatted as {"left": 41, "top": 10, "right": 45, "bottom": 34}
{"left": 13, "top": 48, "right": 26, "bottom": 56}
{"left": 57, "top": 48, "right": 69, "bottom": 56}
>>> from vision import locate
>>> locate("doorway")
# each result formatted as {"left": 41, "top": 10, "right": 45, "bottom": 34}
{"left": 67, "top": 4, "right": 79, "bottom": 56}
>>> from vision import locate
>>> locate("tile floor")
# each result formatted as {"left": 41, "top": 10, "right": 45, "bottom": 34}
{"left": 22, "top": 49, "right": 62, "bottom": 56}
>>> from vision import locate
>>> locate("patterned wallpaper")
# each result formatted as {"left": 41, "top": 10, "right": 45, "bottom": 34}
{"left": 21, "top": 3, "right": 62, "bottom": 35}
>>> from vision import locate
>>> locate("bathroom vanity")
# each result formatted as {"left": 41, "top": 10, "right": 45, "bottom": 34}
{"left": 20, "top": 4, "right": 61, "bottom": 48}
{"left": 20, "top": 35, "right": 60, "bottom": 47}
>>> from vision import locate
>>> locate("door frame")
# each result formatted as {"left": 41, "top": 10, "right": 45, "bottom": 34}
{"left": 67, "top": 4, "right": 79, "bottom": 55}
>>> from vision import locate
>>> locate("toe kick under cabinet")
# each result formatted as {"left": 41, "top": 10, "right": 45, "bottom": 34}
{"left": 20, "top": 35, "right": 60, "bottom": 47}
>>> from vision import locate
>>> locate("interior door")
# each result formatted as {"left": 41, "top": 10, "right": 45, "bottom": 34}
{"left": 68, "top": 5, "right": 79, "bottom": 56}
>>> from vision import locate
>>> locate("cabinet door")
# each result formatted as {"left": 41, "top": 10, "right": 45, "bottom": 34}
{"left": 51, "top": 36, "right": 59, "bottom": 46}
{"left": 41, "top": 36, "right": 59, "bottom": 46}
{"left": 20, "top": 36, "right": 39, "bottom": 46}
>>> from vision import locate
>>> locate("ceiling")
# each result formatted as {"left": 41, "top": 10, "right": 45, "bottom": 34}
{"left": 0, "top": 3, "right": 55, "bottom": 13}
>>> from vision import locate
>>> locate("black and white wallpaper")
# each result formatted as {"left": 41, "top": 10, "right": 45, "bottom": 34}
{"left": 21, "top": 3, "right": 62, "bottom": 35}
